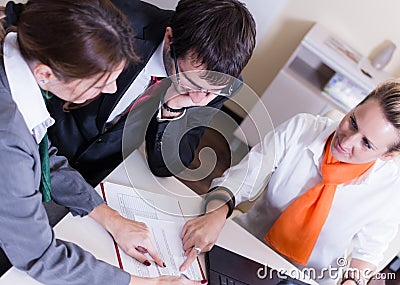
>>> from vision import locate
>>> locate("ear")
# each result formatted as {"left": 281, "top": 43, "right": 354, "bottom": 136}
{"left": 164, "top": 27, "right": 173, "bottom": 47}
{"left": 32, "top": 64, "right": 56, "bottom": 89}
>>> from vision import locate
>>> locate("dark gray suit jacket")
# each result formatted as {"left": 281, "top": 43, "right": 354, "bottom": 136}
{"left": 0, "top": 64, "right": 129, "bottom": 284}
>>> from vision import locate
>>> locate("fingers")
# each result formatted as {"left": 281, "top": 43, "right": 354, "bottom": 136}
{"left": 125, "top": 248, "right": 151, "bottom": 266}
{"left": 182, "top": 232, "right": 193, "bottom": 251}
{"left": 181, "top": 221, "right": 189, "bottom": 239}
{"left": 124, "top": 245, "right": 165, "bottom": 267}
{"left": 179, "top": 247, "right": 198, "bottom": 272}
{"left": 181, "top": 220, "right": 200, "bottom": 250}
{"left": 145, "top": 244, "right": 165, "bottom": 267}
{"left": 165, "top": 92, "right": 215, "bottom": 109}
{"left": 130, "top": 275, "right": 208, "bottom": 285}
{"left": 190, "top": 279, "right": 208, "bottom": 285}
{"left": 175, "top": 276, "right": 209, "bottom": 285}
{"left": 135, "top": 245, "right": 148, "bottom": 254}
{"left": 113, "top": 217, "right": 165, "bottom": 267}
{"left": 181, "top": 228, "right": 211, "bottom": 254}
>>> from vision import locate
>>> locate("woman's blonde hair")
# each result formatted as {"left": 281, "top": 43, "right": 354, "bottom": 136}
{"left": 360, "top": 80, "right": 400, "bottom": 152}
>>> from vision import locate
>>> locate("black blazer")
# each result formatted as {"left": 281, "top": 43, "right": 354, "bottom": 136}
{"left": 47, "top": 0, "right": 233, "bottom": 186}
{"left": 47, "top": 0, "right": 174, "bottom": 186}
{"left": 6, "top": 0, "right": 233, "bottom": 186}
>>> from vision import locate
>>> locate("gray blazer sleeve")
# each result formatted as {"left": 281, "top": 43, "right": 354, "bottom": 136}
{"left": 48, "top": 138, "right": 105, "bottom": 216}
{"left": 0, "top": 129, "right": 130, "bottom": 284}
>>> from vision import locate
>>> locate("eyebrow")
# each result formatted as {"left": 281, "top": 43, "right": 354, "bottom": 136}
{"left": 181, "top": 69, "right": 204, "bottom": 89}
{"left": 352, "top": 112, "right": 378, "bottom": 150}
{"left": 181, "top": 70, "right": 227, "bottom": 93}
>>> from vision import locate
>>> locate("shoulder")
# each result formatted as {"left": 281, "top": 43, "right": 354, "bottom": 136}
{"left": 0, "top": 102, "right": 33, "bottom": 151}
{"left": 0, "top": 73, "right": 17, "bottom": 132}
{"left": 374, "top": 159, "right": 400, "bottom": 182}
{"left": 271, "top": 113, "right": 335, "bottom": 153}
{"left": 110, "top": 0, "right": 173, "bottom": 36}
{"left": 0, "top": 67, "right": 33, "bottom": 146}
{"left": 278, "top": 113, "right": 333, "bottom": 137}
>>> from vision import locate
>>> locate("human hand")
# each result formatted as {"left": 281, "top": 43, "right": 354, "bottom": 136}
{"left": 161, "top": 85, "right": 217, "bottom": 118}
{"left": 165, "top": 92, "right": 217, "bottom": 109}
{"left": 89, "top": 204, "right": 164, "bottom": 267}
{"left": 130, "top": 275, "right": 207, "bottom": 285}
{"left": 342, "top": 281, "right": 359, "bottom": 285}
{"left": 111, "top": 215, "right": 165, "bottom": 267}
{"left": 179, "top": 205, "right": 228, "bottom": 271}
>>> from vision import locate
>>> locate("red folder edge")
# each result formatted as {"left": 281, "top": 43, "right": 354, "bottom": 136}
{"left": 196, "top": 257, "right": 206, "bottom": 280}
{"left": 100, "top": 182, "right": 124, "bottom": 270}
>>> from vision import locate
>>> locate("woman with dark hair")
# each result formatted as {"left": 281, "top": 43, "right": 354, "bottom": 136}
{"left": 0, "top": 0, "right": 206, "bottom": 284}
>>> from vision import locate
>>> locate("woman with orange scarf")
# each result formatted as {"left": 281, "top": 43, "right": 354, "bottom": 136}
{"left": 180, "top": 81, "right": 400, "bottom": 285}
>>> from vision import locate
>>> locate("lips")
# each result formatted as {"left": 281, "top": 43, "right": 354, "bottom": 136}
{"left": 334, "top": 139, "right": 348, "bottom": 155}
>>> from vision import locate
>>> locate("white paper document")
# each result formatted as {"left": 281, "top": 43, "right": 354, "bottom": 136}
{"left": 101, "top": 182, "right": 204, "bottom": 280}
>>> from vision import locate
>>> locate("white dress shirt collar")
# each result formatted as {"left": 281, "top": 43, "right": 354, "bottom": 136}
{"left": 307, "top": 119, "right": 337, "bottom": 166}
{"left": 106, "top": 41, "right": 168, "bottom": 123}
{"left": 144, "top": 40, "right": 168, "bottom": 78}
{"left": 3, "top": 32, "right": 54, "bottom": 144}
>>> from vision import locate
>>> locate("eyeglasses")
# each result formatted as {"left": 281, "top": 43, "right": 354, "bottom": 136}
{"left": 170, "top": 45, "right": 233, "bottom": 97}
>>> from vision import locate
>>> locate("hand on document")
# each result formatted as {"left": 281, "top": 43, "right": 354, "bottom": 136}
{"left": 179, "top": 204, "right": 228, "bottom": 271}
{"left": 129, "top": 275, "right": 207, "bottom": 285}
{"left": 100, "top": 182, "right": 206, "bottom": 282}
{"left": 89, "top": 204, "right": 164, "bottom": 267}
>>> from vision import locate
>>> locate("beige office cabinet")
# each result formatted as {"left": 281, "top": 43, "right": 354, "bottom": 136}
{"left": 234, "top": 23, "right": 392, "bottom": 147}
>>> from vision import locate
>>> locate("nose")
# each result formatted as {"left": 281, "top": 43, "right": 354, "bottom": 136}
{"left": 189, "top": 91, "right": 206, "bottom": 104}
{"left": 102, "top": 81, "right": 118, "bottom": 94}
{"left": 340, "top": 133, "right": 359, "bottom": 151}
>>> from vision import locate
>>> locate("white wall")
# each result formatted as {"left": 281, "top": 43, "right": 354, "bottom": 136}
{"left": 239, "top": 0, "right": 400, "bottom": 116}
{"left": 4, "top": 0, "right": 400, "bottom": 117}
{"left": 143, "top": 0, "right": 287, "bottom": 45}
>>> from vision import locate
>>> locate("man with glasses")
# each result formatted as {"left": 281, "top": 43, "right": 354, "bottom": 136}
{"left": 139, "top": 0, "right": 255, "bottom": 181}
{"left": 4, "top": 0, "right": 256, "bottom": 185}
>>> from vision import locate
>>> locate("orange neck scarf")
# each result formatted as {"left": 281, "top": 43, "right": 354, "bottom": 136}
{"left": 264, "top": 134, "right": 375, "bottom": 266}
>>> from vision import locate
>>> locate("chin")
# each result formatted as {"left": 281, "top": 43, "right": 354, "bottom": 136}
{"left": 331, "top": 150, "right": 347, "bottom": 163}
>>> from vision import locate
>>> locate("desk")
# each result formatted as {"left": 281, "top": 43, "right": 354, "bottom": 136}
{"left": 0, "top": 150, "right": 316, "bottom": 285}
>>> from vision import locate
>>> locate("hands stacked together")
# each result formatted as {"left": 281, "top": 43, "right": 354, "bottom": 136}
{"left": 89, "top": 202, "right": 228, "bottom": 285}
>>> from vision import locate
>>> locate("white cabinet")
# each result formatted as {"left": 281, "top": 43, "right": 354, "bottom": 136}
{"left": 234, "top": 23, "right": 392, "bottom": 147}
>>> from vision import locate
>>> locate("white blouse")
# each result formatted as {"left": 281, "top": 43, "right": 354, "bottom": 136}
{"left": 212, "top": 113, "right": 400, "bottom": 283}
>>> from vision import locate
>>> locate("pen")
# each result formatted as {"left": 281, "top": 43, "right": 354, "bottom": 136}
{"left": 181, "top": 273, "right": 190, "bottom": 280}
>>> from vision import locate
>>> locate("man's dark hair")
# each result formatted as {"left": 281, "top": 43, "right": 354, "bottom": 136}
{"left": 170, "top": 0, "right": 256, "bottom": 78}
